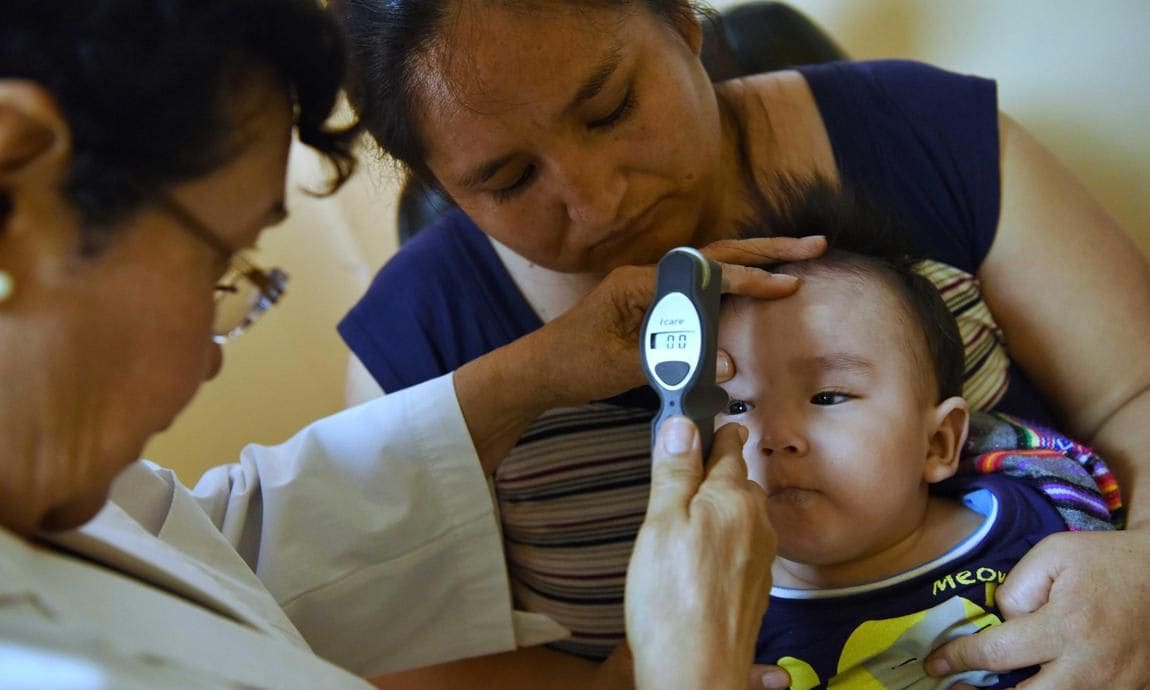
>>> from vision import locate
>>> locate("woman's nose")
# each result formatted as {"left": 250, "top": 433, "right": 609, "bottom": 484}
{"left": 556, "top": 159, "right": 626, "bottom": 228}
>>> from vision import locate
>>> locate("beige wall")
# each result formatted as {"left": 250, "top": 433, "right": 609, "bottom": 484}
{"left": 145, "top": 1, "right": 1149, "bottom": 484}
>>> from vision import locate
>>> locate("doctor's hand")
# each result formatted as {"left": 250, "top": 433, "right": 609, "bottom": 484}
{"left": 925, "top": 528, "right": 1150, "bottom": 689}
{"left": 626, "top": 417, "right": 775, "bottom": 690}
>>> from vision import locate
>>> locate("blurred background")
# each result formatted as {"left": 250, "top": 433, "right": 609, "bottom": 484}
{"left": 145, "top": 0, "right": 1150, "bottom": 483}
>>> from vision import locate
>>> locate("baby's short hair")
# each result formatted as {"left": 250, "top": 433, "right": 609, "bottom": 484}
{"left": 737, "top": 177, "right": 965, "bottom": 402}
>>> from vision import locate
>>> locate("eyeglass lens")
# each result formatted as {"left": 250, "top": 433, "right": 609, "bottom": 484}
{"left": 213, "top": 265, "right": 288, "bottom": 342}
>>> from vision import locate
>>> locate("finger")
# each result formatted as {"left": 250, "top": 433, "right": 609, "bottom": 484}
{"left": 721, "top": 264, "right": 802, "bottom": 299}
{"left": 703, "top": 235, "right": 827, "bottom": 265}
{"left": 646, "top": 416, "right": 703, "bottom": 518}
{"left": 924, "top": 613, "right": 1058, "bottom": 678}
{"left": 749, "top": 664, "right": 791, "bottom": 690}
{"left": 716, "top": 349, "right": 735, "bottom": 384}
{"left": 992, "top": 541, "right": 1061, "bottom": 619}
{"left": 701, "top": 422, "right": 752, "bottom": 482}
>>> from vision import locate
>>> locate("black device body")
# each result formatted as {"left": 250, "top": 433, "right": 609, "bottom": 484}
{"left": 640, "top": 247, "right": 727, "bottom": 456}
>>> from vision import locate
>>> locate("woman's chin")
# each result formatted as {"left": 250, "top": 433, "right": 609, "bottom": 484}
{"left": 40, "top": 489, "right": 112, "bottom": 533}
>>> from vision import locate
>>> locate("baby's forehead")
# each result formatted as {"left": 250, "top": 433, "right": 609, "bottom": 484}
{"left": 719, "top": 260, "right": 909, "bottom": 342}
{"left": 726, "top": 256, "right": 898, "bottom": 310}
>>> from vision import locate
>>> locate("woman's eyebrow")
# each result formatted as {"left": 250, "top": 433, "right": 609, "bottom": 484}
{"left": 563, "top": 45, "right": 624, "bottom": 119}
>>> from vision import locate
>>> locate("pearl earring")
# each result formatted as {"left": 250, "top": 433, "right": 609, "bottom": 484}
{"left": 0, "top": 271, "right": 13, "bottom": 303}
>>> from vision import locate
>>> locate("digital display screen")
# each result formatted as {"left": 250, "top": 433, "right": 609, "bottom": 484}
{"left": 650, "top": 331, "right": 693, "bottom": 350}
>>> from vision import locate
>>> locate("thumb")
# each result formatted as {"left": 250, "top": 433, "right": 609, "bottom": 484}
{"left": 647, "top": 416, "right": 703, "bottom": 519}
{"left": 749, "top": 664, "right": 791, "bottom": 689}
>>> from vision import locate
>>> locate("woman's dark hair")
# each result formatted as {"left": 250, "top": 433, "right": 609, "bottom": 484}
{"left": 740, "top": 177, "right": 967, "bottom": 402}
{"left": 0, "top": 0, "right": 360, "bottom": 252}
{"left": 330, "top": 0, "right": 697, "bottom": 187}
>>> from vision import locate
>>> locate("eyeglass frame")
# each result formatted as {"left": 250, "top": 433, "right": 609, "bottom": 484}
{"left": 154, "top": 192, "right": 289, "bottom": 344}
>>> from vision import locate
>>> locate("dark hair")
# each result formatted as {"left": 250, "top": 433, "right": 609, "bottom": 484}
{"left": 1, "top": 0, "right": 360, "bottom": 252}
{"left": 739, "top": 178, "right": 966, "bottom": 402}
{"left": 330, "top": 0, "right": 697, "bottom": 187}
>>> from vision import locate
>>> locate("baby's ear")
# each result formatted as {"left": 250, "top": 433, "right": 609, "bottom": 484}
{"left": 922, "top": 396, "right": 970, "bottom": 484}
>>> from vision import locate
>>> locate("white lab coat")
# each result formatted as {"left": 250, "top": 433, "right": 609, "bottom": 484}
{"left": 0, "top": 374, "right": 563, "bottom": 689}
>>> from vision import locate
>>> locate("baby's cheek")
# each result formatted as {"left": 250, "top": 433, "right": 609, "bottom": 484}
{"left": 744, "top": 449, "right": 769, "bottom": 488}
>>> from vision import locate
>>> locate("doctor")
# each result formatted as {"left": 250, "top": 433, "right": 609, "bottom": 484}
{"left": 0, "top": 1, "right": 790, "bottom": 688}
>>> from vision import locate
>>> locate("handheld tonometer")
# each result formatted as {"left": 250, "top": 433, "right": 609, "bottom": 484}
{"left": 640, "top": 247, "right": 727, "bottom": 456}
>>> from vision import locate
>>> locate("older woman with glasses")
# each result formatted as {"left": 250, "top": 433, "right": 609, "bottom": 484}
{"left": 0, "top": 1, "right": 781, "bottom": 688}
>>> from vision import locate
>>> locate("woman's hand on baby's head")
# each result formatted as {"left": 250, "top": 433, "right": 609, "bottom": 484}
{"left": 703, "top": 235, "right": 827, "bottom": 300}
{"left": 707, "top": 236, "right": 826, "bottom": 387}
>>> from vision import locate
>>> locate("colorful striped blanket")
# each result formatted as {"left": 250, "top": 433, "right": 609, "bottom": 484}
{"left": 961, "top": 411, "right": 1125, "bottom": 531}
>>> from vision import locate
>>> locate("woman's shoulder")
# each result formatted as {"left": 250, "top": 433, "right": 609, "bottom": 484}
{"left": 793, "top": 59, "right": 998, "bottom": 131}
{"left": 731, "top": 60, "right": 1001, "bottom": 271}
{"left": 378, "top": 209, "right": 491, "bottom": 285}
{"left": 726, "top": 59, "right": 995, "bottom": 122}
{"left": 338, "top": 208, "right": 542, "bottom": 391}
{"left": 717, "top": 69, "right": 835, "bottom": 184}
{"left": 791, "top": 58, "right": 991, "bottom": 89}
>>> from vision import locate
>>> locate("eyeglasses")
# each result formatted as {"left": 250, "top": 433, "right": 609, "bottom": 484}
{"left": 156, "top": 193, "right": 289, "bottom": 344}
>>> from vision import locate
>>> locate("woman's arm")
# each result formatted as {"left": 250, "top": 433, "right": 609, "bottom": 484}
{"left": 926, "top": 113, "right": 1150, "bottom": 688}
{"left": 978, "top": 113, "right": 1150, "bottom": 519}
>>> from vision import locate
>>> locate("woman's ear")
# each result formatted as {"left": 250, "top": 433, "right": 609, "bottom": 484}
{"left": 0, "top": 80, "right": 71, "bottom": 193}
{"left": 922, "top": 396, "right": 970, "bottom": 484}
{"left": 0, "top": 81, "right": 73, "bottom": 306}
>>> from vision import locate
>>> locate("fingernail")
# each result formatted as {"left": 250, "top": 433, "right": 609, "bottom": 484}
{"left": 716, "top": 354, "right": 731, "bottom": 379}
{"left": 925, "top": 658, "right": 951, "bottom": 677}
{"left": 760, "top": 668, "right": 790, "bottom": 688}
{"left": 661, "top": 416, "right": 696, "bottom": 455}
{"left": 802, "top": 234, "right": 826, "bottom": 244}
{"left": 737, "top": 424, "right": 749, "bottom": 444}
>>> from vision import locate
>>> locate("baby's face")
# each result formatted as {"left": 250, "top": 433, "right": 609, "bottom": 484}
{"left": 717, "top": 269, "right": 940, "bottom": 567}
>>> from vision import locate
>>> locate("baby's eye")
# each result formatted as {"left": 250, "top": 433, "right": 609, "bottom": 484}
{"left": 811, "top": 391, "right": 851, "bottom": 406}
{"left": 724, "top": 399, "right": 753, "bottom": 415}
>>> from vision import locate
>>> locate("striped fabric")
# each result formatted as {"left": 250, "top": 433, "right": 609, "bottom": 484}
{"left": 494, "top": 259, "right": 1014, "bottom": 660}
{"left": 964, "top": 412, "right": 1125, "bottom": 531}
{"left": 497, "top": 404, "right": 652, "bottom": 659}
{"left": 916, "top": 259, "right": 1010, "bottom": 411}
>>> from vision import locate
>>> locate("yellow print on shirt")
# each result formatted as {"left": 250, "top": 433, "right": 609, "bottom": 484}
{"left": 774, "top": 596, "right": 1004, "bottom": 689}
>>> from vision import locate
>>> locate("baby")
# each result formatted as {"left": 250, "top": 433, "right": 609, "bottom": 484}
{"left": 717, "top": 182, "right": 1113, "bottom": 689}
